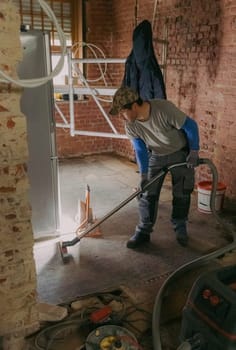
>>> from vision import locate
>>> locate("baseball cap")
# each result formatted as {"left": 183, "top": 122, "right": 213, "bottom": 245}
{"left": 109, "top": 86, "right": 139, "bottom": 115}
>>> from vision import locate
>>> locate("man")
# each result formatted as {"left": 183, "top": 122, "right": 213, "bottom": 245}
{"left": 109, "top": 86, "right": 200, "bottom": 249}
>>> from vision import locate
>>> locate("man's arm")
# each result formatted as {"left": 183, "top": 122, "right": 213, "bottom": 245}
{"left": 132, "top": 138, "right": 149, "bottom": 190}
{"left": 181, "top": 116, "right": 200, "bottom": 167}
{"left": 181, "top": 116, "right": 199, "bottom": 150}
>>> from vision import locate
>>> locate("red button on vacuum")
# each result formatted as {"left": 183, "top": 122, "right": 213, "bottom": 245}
{"left": 202, "top": 289, "right": 212, "bottom": 299}
{"left": 209, "top": 295, "right": 220, "bottom": 306}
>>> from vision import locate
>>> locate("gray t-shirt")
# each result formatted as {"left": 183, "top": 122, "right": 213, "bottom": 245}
{"left": 125, "top": 99, "right": 187, "bottom": 155}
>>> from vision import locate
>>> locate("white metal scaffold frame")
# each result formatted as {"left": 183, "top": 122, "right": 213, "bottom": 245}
{"left": 54, "top": 50, "right": 127, "bottom": 139}
{"left": 54, "top": 27, "right": 168, "bottom": 140}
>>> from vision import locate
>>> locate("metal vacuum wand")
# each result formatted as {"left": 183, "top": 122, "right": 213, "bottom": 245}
{"left": 58, "top": 161, "right": 190, "bottom": 262}
{"left": 61, "top": 164, "right": 171, "bottom": 248}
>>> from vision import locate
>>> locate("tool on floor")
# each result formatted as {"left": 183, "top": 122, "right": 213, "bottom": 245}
{"left": 85, "top": 325, "right": 139, "bottom": 350}
{"left": 58, "top": 161, "right": 188, "bottom": 262}
{"left": 89, "top": 305, "right": 112, "bottom": 324}
{"left": 75, "top": 184, "right": 101, "bottom": 238}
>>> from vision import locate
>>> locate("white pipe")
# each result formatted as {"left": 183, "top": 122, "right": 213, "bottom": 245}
{"left": 55, "top": 103, "right": 69, "bottom": 125}
{"left": 0, "top": 0, "right": 67, "bottom": 87}
{"left": 73, "top": 58, "right": 126, "bottom": 64}
{"left": 67, "top": 49, "right": 75, "bottom": 136}
{"left": 55, "top": 124, "right": 128, "bottom": 139}
{"left": 72, "top": 130, "right": 128, "bottom": 138}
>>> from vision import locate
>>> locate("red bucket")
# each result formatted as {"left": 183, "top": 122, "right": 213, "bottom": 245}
{"left": 197, "top": 181, "right": 226, "bottom": 214}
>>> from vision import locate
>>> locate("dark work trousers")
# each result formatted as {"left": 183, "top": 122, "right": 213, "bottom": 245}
{"left": 135, "top": 147, "right": 195, "bottom": 236}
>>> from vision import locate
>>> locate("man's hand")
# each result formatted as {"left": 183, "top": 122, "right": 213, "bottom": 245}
{"left": 139, "top": 173, "right": 149, "bottom": 191}
{"left": 186, "top": 150, "right": 199, "bottom": 168}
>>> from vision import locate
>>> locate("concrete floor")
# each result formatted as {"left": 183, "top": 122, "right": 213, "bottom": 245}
{"left": 32, "top": 154, "right": 235, "bottom": 350}
{"left": 34, "top": 153, "right": 231, "bottom": 302}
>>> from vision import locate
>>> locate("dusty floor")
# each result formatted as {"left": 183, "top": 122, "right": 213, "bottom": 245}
{"left": 31, "top": 154, "right": 236, "bottom": 350}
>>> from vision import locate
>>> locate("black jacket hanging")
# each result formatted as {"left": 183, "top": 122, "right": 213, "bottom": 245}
{"left": 122, "top": 20, "right": 166, "bottom": 100}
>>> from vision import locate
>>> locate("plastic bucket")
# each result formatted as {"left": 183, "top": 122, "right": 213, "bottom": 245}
{"left": 197, "top": 181, "right": 226, "bottom": 214}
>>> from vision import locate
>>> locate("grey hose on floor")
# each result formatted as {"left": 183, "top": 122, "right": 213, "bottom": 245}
{"left": 152, "top": 158, "right": 236, "bottom": 350}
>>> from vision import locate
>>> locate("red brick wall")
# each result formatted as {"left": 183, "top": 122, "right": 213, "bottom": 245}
{"left": 56, "top": 0, "right": 236, "bottom": 199}
{"left": 56, "top": 100, "right": 113, "bottom": 157}
{"left": 151, "top": 0, "right": 236, "bottom": 199}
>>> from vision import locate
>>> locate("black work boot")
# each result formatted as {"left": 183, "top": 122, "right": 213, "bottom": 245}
{"left": 172, "top": 220, "right": 189, "bottom": 247}
{"left": 126, "top": 232, "right": 150, "bottom": 249}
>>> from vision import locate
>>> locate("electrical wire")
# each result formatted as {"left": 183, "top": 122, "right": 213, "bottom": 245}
{"left": 34, "top": 319, "right": 89, "bottom": 350}
{"left": 152, "top": 0, "right": 158, "bottom": 31}
{"left": 176, "top": 341, "right": 192, "bottom": 350}
{"left": 0, "top": 0, "right": 66, "bottom": 87}
{"left": 71, "top": 41, "right": 113, "bottom": 103}
{"left": 125, "top": 304, "right": 152, "bottom": 317}
{"left": 31, "top": 291, "right": 148, "bottom": 350}
{"left": 71, "top": 42, "right": 108, "bottom": 84}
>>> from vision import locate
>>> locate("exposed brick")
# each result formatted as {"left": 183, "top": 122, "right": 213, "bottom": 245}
{"left": 0, "top": 0, "right": 39, "bottom": 338}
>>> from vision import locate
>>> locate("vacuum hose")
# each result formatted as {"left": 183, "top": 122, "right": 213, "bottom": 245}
{"left": 152, "top": 158, "right": 236, "bottom": 350}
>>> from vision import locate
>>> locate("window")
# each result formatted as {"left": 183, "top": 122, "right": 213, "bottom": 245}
{"left": 13, "top": 0, "right": 83, "bottom": 52}
{"left": 51, "top": 52, "right": 69, "bottom": 85}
